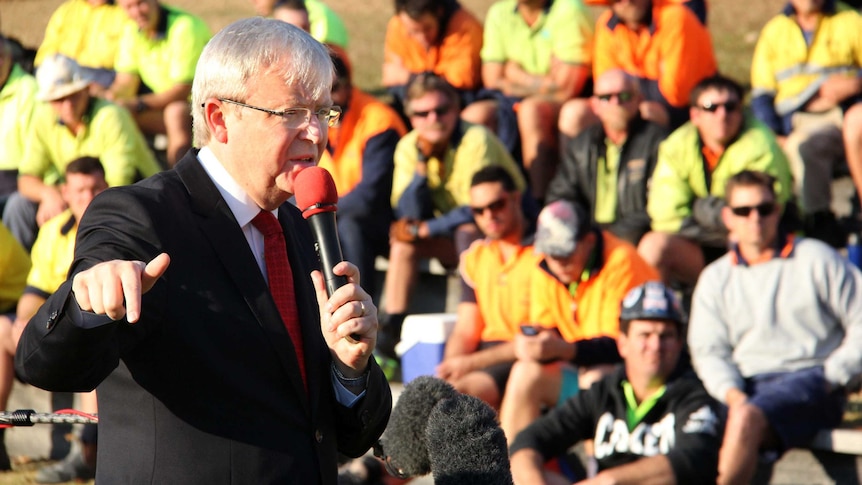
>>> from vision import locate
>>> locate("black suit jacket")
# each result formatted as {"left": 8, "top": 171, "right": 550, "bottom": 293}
{"left": 15, "top": 150, "right": 392, "bottom": 484}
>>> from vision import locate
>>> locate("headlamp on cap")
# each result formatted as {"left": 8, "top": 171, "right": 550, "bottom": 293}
{"left": 620, "top": 281, "right": 685, "bottom": 324}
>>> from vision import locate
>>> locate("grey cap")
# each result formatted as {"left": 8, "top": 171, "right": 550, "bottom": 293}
{"left": 534, "top": 200, "right": 589, "bottom": 258}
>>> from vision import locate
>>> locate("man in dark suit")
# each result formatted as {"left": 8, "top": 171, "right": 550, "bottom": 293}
{"left": 14, "top": 17, "right": 391, "bottom": 484}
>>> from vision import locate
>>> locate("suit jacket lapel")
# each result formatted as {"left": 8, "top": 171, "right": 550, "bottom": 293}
{"left": 174, "top": 153, "right": 310, "bottom": 410}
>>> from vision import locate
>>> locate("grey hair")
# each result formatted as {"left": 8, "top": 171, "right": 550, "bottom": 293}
{"left": 191, "top": 17, "right": 334, "bottom": 146}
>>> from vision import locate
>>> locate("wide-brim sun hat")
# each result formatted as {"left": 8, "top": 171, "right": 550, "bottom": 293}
{"left": 36, "top": 54, "right": 91, "bottom": 102}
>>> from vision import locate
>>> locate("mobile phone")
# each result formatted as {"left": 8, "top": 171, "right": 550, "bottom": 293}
{"left": 520, "top": 325, "right": 540, "bottom": 336}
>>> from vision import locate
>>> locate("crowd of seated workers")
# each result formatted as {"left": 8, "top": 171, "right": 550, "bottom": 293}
{"left": 3, "top": 0, "right": 862, "bottom": 483}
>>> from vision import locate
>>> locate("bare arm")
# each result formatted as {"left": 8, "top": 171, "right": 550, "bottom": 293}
{"left": 437, "top": 341, "right": 516, "bottom": 382}
{"left": 546, "top": 60, "right": 589, "bottom": 102}
{"left": 18, "top": 174, "right": 59, "bottom": 204}
{"left": 514, "top": 330, "right": 576, "bottom": 362}
{"left": 511, "top": 448, "right": 571, "bottom": 485}
{"left": 107, "top": 72, "right": 140, "bottom": 102}
{"left": 577, "top": 455, "right": 677, "bottom": 485}
{"left": 482, "top": 61, "right": 506, "bottom": 92}
{"left": 465, "top": 342, "right": 515, "bottom": 369}
{"left": 138, "top": 83, "right": 192, "bottom": 111}
{"left": 10, "top": 293, "right": 47, "bottom": 353}
{"left": 382, "top": 53, "right": 411, "bottom": 87}
{"left": 18, "top": 174, "right": 66, "bottom": 226}
{"left": 815, "top": 75, "right": 862, "bottom": 109}
{"left": 113, "top": 82, "right": 193, "bottom": 113}
{"left": 13, "top": 293, "right": 47, "bottom": 326}
{"left": 490, "top": 59, "right": 588, "bottom": 102}
{"left": 725, "top": 387, "right": 748, "bottom": 408}
{"left": 438, "top": 301, "right": 515, "bottom": 382}
{"left": 638, "top": 101, "right": 671, "bottom": 128}
{"left": 444, "top": 301, "right": 483, "bottom": 358}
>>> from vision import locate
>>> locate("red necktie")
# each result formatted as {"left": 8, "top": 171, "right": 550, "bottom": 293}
{"left": 251, "top": 210, "right": 307, "bottom": 391}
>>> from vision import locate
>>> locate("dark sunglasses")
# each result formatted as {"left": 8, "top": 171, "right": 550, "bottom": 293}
{"left": 470, "top": 197, "right": 507, "bottom": 216}
{"left": 730, "top": 202, "right": 776, "bottom": 217}
{"left": 595, "top": 91, "right": 635, "bottom": 103}
{"left": 699, "top": 100, "right": 740, "bottom": 113}
{"left": 411, "top": 105, "right": 451, "bottom": 118}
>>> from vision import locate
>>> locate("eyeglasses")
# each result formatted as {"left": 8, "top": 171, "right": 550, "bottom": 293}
{"left": 698, "top": 100, "right": 740, "bottom": 113}
{"left": 470, "top": 197, "right": 507, "bottom": 216}
{"left": 216, "top": 98, "right": 342, "bottom": 128}
{"left": 595, "top": 91, "right": 635, "bottom": 103}
{"left": 410, "top": 105, "right": 451, "bottom": 118}
{"left": 729, "top": 202, "right": 776, "bottom": 217}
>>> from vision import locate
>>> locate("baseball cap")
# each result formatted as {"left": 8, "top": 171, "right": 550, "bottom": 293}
{"left": 36, "top": 54, "right": 91, "bottom": 102}
{"left": 620, "top": 281, "right": 685, "bottom": 324}
{"left": 534, "top": 200, "right": 590, "bottom": 258}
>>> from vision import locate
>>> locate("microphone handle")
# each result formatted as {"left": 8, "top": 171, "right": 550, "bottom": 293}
{"left": 325, "top": 274, "right": 349, "bottom": 296}
{"left": 307, "top": 212, "right": 348, "bottom": 294}
{"left": 307, "top": 212, "right": 361, "bottom": 343}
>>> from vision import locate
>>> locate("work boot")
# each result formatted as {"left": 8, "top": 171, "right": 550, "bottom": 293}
{"left": 376, "top": 313, "right": 406, "bottom": 361}
{"left": 337, "top": 455, "right": 385, "bottom": 485}
{"left": 35, "top": 440, "right": 94, "bottom": 484}
{"left": 0, "top": 430, "right": 11, "bottom": 471}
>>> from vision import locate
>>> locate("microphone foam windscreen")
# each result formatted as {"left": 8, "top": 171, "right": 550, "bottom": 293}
{"left": 426, "top": 395, "right": 513, "bottom": 485}
{"left": 379, "top": 376, "right": 458, "bottom": 477}
{"left": 294, "top": 166, "right": 338, "bottom": 219}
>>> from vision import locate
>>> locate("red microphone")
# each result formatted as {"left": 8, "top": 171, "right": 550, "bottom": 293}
{"left": 294, "top": 166, "right": 349, "bottom": 296}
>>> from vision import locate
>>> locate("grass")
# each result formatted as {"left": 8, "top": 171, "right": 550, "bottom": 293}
{"left": 0, "top": 461, "right": 92, "bottom": 485}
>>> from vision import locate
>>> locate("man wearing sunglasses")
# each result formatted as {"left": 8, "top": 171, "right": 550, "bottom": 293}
{"left": 752, "top": 0, "right": 862, "bottom": 248}
{"left": 435, "top": 166, "right": 539, "bottom": 409}
{"left": 498, "top": 199, "right": 658, "bottom": 447}
{"left": 558, "top": 0, "right": 716, "bottom": 141}
{"left": 378, "top": 73, "right": 526, "bottom": 360}
{"left": 547, "top": 69, "right": 668, "bottom": 247}
{"left": 688, "top": 169, "right": 862, "bottom": 485}
{"left": 316, "top": 52, "right": 407, "bottom": 302}
{"left": 638, "top": 74, "right": 793, "bottom": 287}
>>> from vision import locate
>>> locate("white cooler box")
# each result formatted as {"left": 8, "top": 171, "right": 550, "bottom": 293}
{"left": 394, "top": 313, "right": 457, "bottom": 384}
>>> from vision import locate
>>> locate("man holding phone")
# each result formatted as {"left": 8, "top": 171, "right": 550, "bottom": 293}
{"left": 499, "top": 199, "right": 658, "bottom": 444}
{"left": 435, "top": 166, "right": 540, "bottom": 409}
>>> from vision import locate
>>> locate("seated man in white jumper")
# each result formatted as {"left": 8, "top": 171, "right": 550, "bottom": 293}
{"left": 688, "top": 169, "right": 862, "bottom": 485}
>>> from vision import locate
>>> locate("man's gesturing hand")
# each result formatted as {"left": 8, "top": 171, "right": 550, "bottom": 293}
{"left": 72, "top": 253, "right": 171, "bottom": 323}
